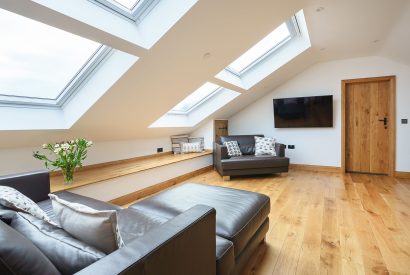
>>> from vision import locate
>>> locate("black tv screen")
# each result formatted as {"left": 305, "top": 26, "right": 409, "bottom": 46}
{"left": 273, "top": 95, "right": 333, "bottom": 128}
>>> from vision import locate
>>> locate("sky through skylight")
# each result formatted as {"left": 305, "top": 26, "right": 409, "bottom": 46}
{"left": 0, "top": 8, "right": 100, "bottom": 100}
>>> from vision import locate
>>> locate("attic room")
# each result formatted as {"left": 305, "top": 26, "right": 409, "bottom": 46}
{"left": 0, "top": 0, "right": 409, "bottom": 274}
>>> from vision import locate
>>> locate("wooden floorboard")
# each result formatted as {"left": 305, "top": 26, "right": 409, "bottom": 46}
{"left": 175, "top": 170, "right": 410, "bottom": 275}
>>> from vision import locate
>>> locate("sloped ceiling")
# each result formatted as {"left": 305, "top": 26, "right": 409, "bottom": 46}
{"left": 0, "top": 0, "right": 409, "bottom": 148}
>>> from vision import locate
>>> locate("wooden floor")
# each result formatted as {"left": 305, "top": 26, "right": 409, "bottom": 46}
{"left": 180, "top": 169, "right": 410, "bottom": 275}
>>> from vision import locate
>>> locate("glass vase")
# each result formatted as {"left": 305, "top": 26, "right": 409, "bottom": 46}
{"left": 62, "top": 167, "right": 74, "bottom": 185}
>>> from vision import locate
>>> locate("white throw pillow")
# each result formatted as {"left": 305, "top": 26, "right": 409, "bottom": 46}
{"left": 49, "top": 194, "right": 124, "bottom": 254}
{"left": 223, "top": 141, "right": 242, "bottom": 157}
{"left": 0, "top": 186, "right": 54, "bottom": 224}
{"left": 255, "top": 136, "right": 276, "bottom": 156}
{"left": 180, "top": 142, "right": 202, "bottom": 153}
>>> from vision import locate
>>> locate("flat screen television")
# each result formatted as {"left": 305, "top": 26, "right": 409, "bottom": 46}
{"left": 273, "top": 95, "right": 333, "bottom": 128}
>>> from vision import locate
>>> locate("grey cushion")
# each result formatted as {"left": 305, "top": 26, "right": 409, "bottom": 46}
{"left": 0, "top": 220, "right": 61, "bottom": 275}
{"left": 129, "top": 183, "right": 270, "bottom": 255}
{"left": 221, "top": 155, "right": 290, "bottom": 170}
{"left": 50, "top": 194, "right": 124, "bottom": 254}
{"left": 9, "top": 212, "right": 105, "bottom": 275}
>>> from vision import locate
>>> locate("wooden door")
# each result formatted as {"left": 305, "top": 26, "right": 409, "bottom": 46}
{"left": 214, "top": 120, "right": 228, "bottom": 142}
{"left": 343, "top": 76, "right": 395, "bottom": 175}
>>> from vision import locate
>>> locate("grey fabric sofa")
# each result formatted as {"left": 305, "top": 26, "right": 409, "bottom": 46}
{"left": 0, "top": 170, "right": 270, "bottom": 275}
{"left": 214, "top": 135, "right": 290, "bottom": 180}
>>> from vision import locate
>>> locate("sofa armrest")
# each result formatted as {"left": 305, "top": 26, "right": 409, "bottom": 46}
{"left": 0, "top": 170, "right": 50, "bottom": 203}
{"left": 214, "top": 143, "right": 229, "bottom": 160}
{"left": 75, "top": 205, "right": 216, "bottom": 275}
{"left": 213, "top": 143, "right": 229, "bottom": 175}
{"left": 275, "top": 143, "right": 286, "bottom": 157}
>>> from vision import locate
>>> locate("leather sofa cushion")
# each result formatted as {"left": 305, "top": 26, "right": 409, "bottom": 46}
{"left": 129, "top": 183, "right": 270, "bottom": 255}
{"left": 216, "top": 236, "right": 235, "bottom": 275}
{"left": 221, "top": 155, "right": 290, "bottom": 170}
{"left": 219, "top": 135, "right": 264, "bottom": 155}
{"left": 37, "top": 191, "right": 122, "bottom": 221}
{"left": 0, "top": 220, "right": 61, "bottom": 275}
{"left": 9, "top": 212, "right": 106, "bottom": 275}
{"left": 0, "top": 171, "right": 50, "bottom": 202}
{"left": 117, "top": 208, "right": 168, "bottom": 244}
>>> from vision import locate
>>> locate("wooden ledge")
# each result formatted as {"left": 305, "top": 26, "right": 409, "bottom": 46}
{"left": 50, "top": 150, "right": 212, "bottom": 192}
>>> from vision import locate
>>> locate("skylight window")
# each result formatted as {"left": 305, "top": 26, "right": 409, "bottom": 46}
{"left": 90, "top": 0, "right": 157, "bottom": 20}
{"left": 227, "top": 22, "right": 292, "bottom": 75}
{"left": 113, "top": 0, "right": 139, "bottom": 10}
{"left": 170, "top": 82, "right": 221, "bottom": 114}
{"left": 0, "top": 8, "right": 106, "bottom": 106}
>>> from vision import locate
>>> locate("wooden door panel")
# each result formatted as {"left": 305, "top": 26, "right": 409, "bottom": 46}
{"left": 344, "top": 77, "right": 393, "bottom": 175}
{"left": 369, "top": 81, "right": 390, "bottom": 174}
{"left": 214, "top": 120, "right": 228, "bottom": 142}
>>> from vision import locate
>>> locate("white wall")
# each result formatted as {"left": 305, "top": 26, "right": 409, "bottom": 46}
{"left": 0, "top": 137, "right": 171, "bottom": 176}
{"left": 190, "top": 120, "right": 214, "bottom": 149}
{"left": 229, "top": 56, "right": 410, "bottom": 172}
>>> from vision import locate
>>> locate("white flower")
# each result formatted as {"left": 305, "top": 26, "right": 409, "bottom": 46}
{"left": 42, "top": 144, "right": 48, "bottom": 149}
{"left": 61, "top": 143, "right": 70, "bottom": 150}
{"left": 54, "top": 148, "right": 62, "bottom": 154}
{"left": 87, "top": 141, "right": 93, "bottom": 146}
{"left": 54, "top": 144, "right": 60, "bottom": 148}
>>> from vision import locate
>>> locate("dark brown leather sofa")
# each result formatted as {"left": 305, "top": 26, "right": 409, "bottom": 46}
{"left": 0, "top": 171, "right": 216, "bottom": 275}
{"left": 214, "top": 135, "right": 290, "bottom": 179}
{"left": 0, "top": 171, "right": 270, "bottom": 275}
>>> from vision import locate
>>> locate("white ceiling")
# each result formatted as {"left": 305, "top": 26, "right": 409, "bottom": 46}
{"left": 0, "top": 0, "right": 409, "bottom": 148}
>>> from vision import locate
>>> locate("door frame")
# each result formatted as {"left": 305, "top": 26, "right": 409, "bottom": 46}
{"left": 341, "top": 75, "right": 396, "bottom": 176}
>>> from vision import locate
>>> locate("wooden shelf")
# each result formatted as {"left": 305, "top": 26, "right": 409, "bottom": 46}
{"left": 50, "top": 150, "right": 212, "bottom": 192}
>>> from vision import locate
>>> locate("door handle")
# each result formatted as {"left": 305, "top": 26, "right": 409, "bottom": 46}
{"left": 378, "top": 117, "right": 388, "bottom": 127}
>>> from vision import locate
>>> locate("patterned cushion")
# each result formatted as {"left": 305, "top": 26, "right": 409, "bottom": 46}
{"left": 254, "top": 136, "right": 276, "bottom": 156}
{"left": 181, "top": 142, "right": 202, "bottom": 153}
{"left": 188, "top": 137, "right": 205, "bottom": 151}
{"left": 223, "top": 141, "right": 242, "bottom": 157}
{"left": 49, "top": 194, "right": 124, "bottom": 254}
{"left": 0, "top": 186, "right": 54, "bottom": 224}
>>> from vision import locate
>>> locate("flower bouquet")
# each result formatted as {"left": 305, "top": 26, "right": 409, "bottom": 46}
{"left": 33, "top": 138, "right": 93, "bottom": 184}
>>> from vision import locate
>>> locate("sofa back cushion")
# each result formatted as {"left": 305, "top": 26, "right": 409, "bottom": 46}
{"left": 0, "top": 171, "right": 50, "bottom": 203}
{"left": 219, "top": 135, "right": 264, "bottom": 155}
{"left": 50, "top": 194, "right": 124, "bottom": 254}
{"left": 0, "top": 220, "right": 61, "bottom": 275}
{"left": 9, "top": 212, "right": 106, "bottom": 275}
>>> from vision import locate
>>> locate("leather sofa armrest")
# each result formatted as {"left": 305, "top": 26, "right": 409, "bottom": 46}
{"left": 75, "top": 205, "right": 216, "bottom": 275}
{"left": 214, "top": 143, "right": 229, "bottom": 160}
{"left": 213, "top": 143, "right": 229, "bottom": 175}
{"left": 275, "top": 143, "right": 286, "bottom": 157}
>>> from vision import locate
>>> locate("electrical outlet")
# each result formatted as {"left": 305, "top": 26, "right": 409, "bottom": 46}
{"left": 402, "top": 119, "right": 408, "bottom": 124}
{"left": 287, "top": 145, "right": 295, "bottom": 149}
{"left": 157, "top": 148, "right": 163, "bottom": 153}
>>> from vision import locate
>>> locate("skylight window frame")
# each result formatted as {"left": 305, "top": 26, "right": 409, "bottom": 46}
{"left": 168, "top": 86, "right": 224, "bottom": 115}
{"left": 88, "top": 0, "right": 159, "bottom": 23}
{"left": 0, "top": 45, "right": 113, "bottom": 108}
{"left": 225, "top": 16, "right": 301, "bottom": 77}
